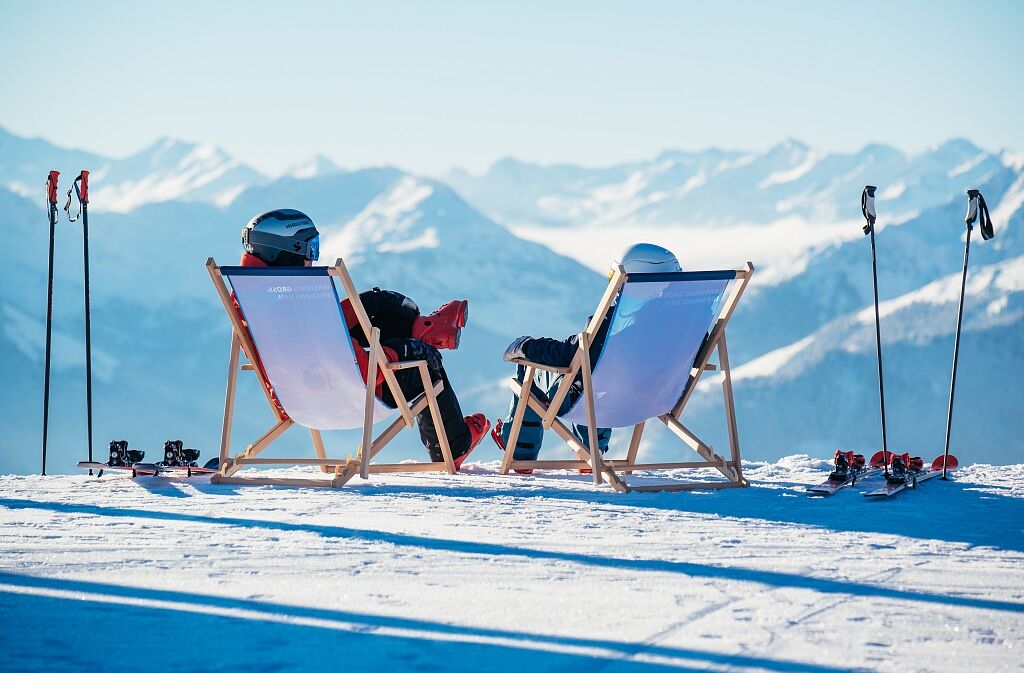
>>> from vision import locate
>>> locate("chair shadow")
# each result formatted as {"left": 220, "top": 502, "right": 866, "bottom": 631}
{"left": 336, "top": 468, "right": 1024, "bottom": 553}
{"left": 2, "top": 499, "right": 1020, "bottom": 616}
{"left": 0, "top": 572, "right": 868, "bottom": 673}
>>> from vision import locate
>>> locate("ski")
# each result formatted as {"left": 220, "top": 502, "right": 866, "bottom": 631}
{"left": 138, "top": 441, "right": 218, "bottom": 476}
{"left": 78, "top": 441, "right": 153, "bottom": 477}
{"left": 807, "top": 450, "right": 884, "bottom": 495}
{"left": 864, "top": 455, "right": 958, "bottom": 498}
{"left": 135, "top": 460, "right": 219, "bottom": 477}
{"left": 76, "top": 461, "right": 156, "bottom": 478}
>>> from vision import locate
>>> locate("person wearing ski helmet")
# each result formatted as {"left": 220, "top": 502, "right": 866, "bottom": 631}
{"left": 239, "top": 208, "right": 490, "bottom": 467}
{"left": 492, "top": 243, "right": 683, "bottom": 469}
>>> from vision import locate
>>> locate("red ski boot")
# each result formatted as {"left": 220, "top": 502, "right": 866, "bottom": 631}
{"left": 413, "top": 300, "right": 469, "bottom": 350}
{"left": 454, "top": 413, "right": 490, "bottom": 470}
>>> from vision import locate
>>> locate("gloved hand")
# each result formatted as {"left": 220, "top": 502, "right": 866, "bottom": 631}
{"left": 503, "top": 335, "right": 533, "bottom": 362}
{"left": 384, "top": 338, "right": 443, "bottom": 372}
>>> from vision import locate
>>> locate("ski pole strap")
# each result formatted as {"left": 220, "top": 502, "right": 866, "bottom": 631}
{"left": 861, "top": 185, "right": 877, "bottom": 234}
{"left": 46, "top": 170, "right": 60, "bottom": 208}
{"left": 965, "top": 189, "right": 994, "bottom": 241}
{"left": 63, "top": 171, "right": 90, "bottom": 222}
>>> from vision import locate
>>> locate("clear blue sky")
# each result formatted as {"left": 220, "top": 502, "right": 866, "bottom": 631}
{"left": 1, "top": 0, "right": 1021, "bottom": 175}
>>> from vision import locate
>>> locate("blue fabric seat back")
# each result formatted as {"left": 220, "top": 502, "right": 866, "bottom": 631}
{"left": 560, "top": 271, "right": 735, "bottom": 428}
{"left": 222, "top": 266, "right": 395, "bottom": 430}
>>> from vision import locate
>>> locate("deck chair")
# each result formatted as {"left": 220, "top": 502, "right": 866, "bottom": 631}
{"left": 499, "top": 262, "right": 755, "bottom": 493}
{"left": 205, "top": 257, "right": 456, "bottom": 487}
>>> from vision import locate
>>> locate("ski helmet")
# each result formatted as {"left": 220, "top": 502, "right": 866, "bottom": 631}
{"left": 616, "top": 243, "right": 682, "bottom": 274}
{"left": 242, "top": 209, "right": 320, "bottom": 266}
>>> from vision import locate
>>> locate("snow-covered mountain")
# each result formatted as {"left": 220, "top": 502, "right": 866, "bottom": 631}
{"left": 0, "top": 126, "right": 266, "bottom": 212}
{"left": 447, "top": 138, "right": 1012, "bottom": 230}
{"left": 2, "top": 127, "right": 1021, "bottom": 474}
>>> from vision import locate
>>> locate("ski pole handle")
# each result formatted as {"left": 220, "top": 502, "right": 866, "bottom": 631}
{"left": 46, "top": 170, "right": 60, "bottom": 206}
{"left": 77, "top": 170, "right": 89, "bottom": 204}
{"left": 965, "top": 189, "right": 980, "bottom": 228}
{"left": 861, "top": 185, "right": 877, "bottom": 234}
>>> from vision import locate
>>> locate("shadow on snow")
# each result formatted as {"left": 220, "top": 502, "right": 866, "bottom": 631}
{"left": 0, "top": 572, "right": 871, "bottom": 673}
{"left": 2, "top": 498, "right": 1021, "bottom": 616}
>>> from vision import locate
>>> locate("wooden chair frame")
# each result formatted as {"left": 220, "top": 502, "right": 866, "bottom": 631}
{"left": 205, "top": 257, "right": 456, "bottom": 488}
{"left": 499, "top": 262, "right": 755, "bottom": 493}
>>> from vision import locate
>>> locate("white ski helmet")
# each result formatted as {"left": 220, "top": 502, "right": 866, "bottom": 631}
{"left": 616, "top": 243, "right": 682, "bottom": 274}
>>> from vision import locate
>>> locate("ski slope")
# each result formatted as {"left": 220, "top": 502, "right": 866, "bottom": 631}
{"left": 1, "top": 457, "right": 1021, "bottom": 672}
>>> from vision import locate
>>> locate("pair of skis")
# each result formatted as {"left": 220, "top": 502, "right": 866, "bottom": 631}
{"left": 858, "top": 186, "right": 994, "bottom": 486}
{"left": 77, "top": 440, "right": 218, "bottom": 478}
{"left": 808, "top": 451, "right": 959, "bottom": 497}
{"left": 41, "top": 170, "right": 94, "bottom": 475}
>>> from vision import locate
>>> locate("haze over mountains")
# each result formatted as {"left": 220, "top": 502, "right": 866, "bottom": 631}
{"left": 1, "top": 126, "right": 1021, "bottom": 473}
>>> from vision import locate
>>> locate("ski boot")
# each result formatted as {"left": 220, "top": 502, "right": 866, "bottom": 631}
{"left": 412, "top": 300, "right": 469, "bottom": 350}
{"left": 161, "top": 440, "right": 201, "bottom": 468}
{"left": 108, "top": 440, "right": 145, "bottom": 467}
{"left": 887, "top": 453, "right": 908, "bottom": 484}
{"left": 829, "top": 450, "right": 852, "bottom": 481}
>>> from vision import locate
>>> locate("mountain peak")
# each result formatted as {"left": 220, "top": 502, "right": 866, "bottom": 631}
{"left": 288, "top": 154, "right": 341, "bottom": 179}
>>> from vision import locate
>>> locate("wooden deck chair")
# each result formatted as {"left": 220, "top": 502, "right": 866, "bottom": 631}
{"left": 499, "top": 262, "right": 755, "bottom": 493}
{"left": 205, "top": 257, "right": 457, "bottom": 488}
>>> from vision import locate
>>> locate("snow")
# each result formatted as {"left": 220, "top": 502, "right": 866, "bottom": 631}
{"left": 757, "top": 151, "right": 822, "bottom": 188}
{"left": 731, "top": 335, "right": 815, "bottom": 381}
{"left": 1, "top": 458, "right": 1021, "bottom": 672}
{"left": 948, "top": 153, "right": 989, "bottom": 178}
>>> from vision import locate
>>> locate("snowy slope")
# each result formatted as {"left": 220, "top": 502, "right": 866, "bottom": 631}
{"left": 0, "top": 459, "right": 1021, "bottom": 673}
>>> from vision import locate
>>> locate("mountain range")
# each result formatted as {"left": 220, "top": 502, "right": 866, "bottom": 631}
{"left": 1, "top": 126, "right": 1021, "bottom": 473}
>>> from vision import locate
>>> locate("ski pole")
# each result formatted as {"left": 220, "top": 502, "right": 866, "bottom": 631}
{"left": 65, "top": 171, "right": 93, "bottom": 466}
{"left": 42, "top": 171, "right": 60, "bottom": 476}
{"left": 861, "top": 185, "right": 890, "bottom": 478}
{"left": 941, "top": 189, "right": 994, "bottom": 479}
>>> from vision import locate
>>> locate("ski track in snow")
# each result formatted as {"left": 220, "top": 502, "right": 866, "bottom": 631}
{"left": 0, "top": 458, "right": 1021, "bottom": 673}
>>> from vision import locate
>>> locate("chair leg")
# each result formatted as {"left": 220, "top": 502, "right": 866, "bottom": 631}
{"left": 623, "top": 421, "right": 646, "bottom": 475}
{"left": 501, "top": 367, "right": 536, "bottom": 474}
{"left": 579, "top": 333, "right": 603, "bottom": 486}
{"left": 361, "top": 329, "right": 380, "bottom": 480}
{"left": 218, "top": 333, "right": 241, "bottom": 472}
{"left": 310, "top": 429, "right": 329, "bottom": 474}
{"left": 418, "top": 364, "right": 456, "bottom": 473}
{"left": 717, "top": 333, "right": 746, "bottom": 485}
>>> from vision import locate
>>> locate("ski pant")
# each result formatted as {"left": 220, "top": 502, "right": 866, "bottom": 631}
{"left": 381, "top": 364, "right": 471, "bottom": 461}
{"left": 500, "top": 364, "right": 611, "bottom": 461}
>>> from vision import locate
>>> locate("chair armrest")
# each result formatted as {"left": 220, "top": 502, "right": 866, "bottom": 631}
{"left": 385, "top": 360, "right": 429, "bottom": 371}
{"left": 509, "top": 358, "right": 572, "bottom": 375}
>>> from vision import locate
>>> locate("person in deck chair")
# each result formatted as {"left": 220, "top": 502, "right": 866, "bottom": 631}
{"left": 491, "top": 243, "right": 683, "bottom": 471}
{"left": 239, "top": 208, "right": 490, "bottom": 468}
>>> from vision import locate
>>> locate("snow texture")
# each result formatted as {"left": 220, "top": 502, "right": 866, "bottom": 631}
{"left": 0, "top": 459, "right": 1021, "bottom": 672}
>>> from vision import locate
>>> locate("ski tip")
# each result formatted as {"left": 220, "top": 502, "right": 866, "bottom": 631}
{"left": 931, "top": 454, "right": 959, "bottom": 472}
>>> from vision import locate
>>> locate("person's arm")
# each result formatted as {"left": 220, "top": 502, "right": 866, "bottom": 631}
{"left": 502, "top": 334, "right": 577, "bottom": 368}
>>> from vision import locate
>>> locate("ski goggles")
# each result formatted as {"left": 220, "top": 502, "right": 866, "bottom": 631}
{"left": 243, "top": 229, "right": 320, "bottom": 262}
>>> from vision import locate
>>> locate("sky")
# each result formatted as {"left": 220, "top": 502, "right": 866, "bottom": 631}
{"left": 1, "top": 0, "right": 1022, "bottom": 176}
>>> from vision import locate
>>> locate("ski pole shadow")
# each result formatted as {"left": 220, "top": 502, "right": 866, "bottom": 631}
{"left": 0, "top": 571, "right": 873, "bottom": 673}
{"left": 2, "top": 498, "right": 1022, "bottom": 615}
